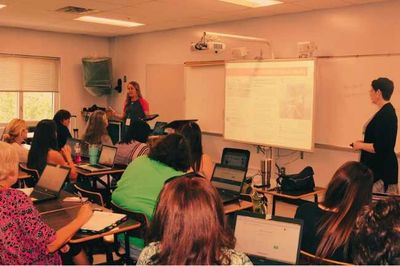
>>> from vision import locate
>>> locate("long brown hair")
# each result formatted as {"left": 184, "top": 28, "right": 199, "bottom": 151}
{"left": 148, "top": 175, "right": 235, "bottom": 264}
{"left": 83, "top": 110, "right": 108, "bottom": 145}
{"left": 316, "top": 161, "right": 373, "bottom": 258}
{"left": 181, "top": 122, "right": 203, "bottom": 172}
{"left": 123, "top": 81, "right": 143, "bottom": 114}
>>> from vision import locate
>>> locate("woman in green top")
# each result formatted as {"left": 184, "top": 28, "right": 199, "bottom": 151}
{"left": 111, "top": 133, "right": 191, "bottom": 258}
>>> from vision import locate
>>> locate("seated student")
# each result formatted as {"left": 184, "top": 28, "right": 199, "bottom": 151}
{"left": 295, "top": 161, "right": 373, "bottom": 262}
{"left": 112, "top": 133, "right": 190, "bottom": 258}
{"left": 82, "top": 110, "right": 112, "bottom": 146}
{"left": 180, "top": 122, "right": 214, "bottom": 179}
{"left": 27, "top": 119, "right": 77, "bottom": 181}
{"left": 0, "top": 142, "right": 93, "bottom": 265}
{"left": 53, "top": 109, "right": 72, "bottom": 149}
{"left": 138, "top": 175, "right": 252, "bottom": 265}
{"left": 353, "top": 197, "right": 400, "bottom": 264}
{"left": 114, "top": 120, "right": 151, "bottom": 166}
{"left": 1, "top": 118, "right": 29, "bottom": 163}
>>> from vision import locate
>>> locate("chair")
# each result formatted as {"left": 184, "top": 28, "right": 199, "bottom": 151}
{"left": 110, "top": 201, "right": 149, "bottom": 264}
{"left": 221, "top": 148, "right": 250, "bottom": 170}
{"left": 73, "top": 183, "right": 105, "bottom": 206}
{"left": 300, "top": 250, "right": 350, "bottom": 265}
{"left": 18, "top": 163, "right": 40, "bottom": 188}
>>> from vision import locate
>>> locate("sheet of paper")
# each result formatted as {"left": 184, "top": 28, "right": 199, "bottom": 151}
{"left": 18, "top": 187, "right": 33, "bottom": 196}
{"left": 81, "top": 211, "right": 126, "bottom": 232}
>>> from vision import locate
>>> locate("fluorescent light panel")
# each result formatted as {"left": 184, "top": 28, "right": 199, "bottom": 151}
{"left": 0, "top": 4, "right": 6, "bottom": 9}
{"left": 75, "top": 16, "right": 144, "bottom": 28}
{"left": 218, "top": 0, "right": 282, "bottom": 8}
{"left": 206, "top": 31, "right": 268, "bottom": 42}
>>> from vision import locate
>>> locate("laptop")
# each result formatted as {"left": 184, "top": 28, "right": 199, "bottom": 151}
{"left": 221, "top": 148, "right": 250, "bottom": 170}
{"left": 151, "top": 121, "right": 168, "bottom": 136}
{"left": 30, "top": 164, "right": 70, "bottom": 203}
{"left": 234, "top": 211, "right": 303, "bottom": 265}
{"left": 66, "top": 138, "right": 89, "bottom": 158}
{"left": 211, "top": 164, "right": 247, "bottom": 203}
{"left": 76, "top": 145, "right": 117, "bottom": 172}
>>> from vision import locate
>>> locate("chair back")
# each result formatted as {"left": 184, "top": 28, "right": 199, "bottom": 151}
{"left": 110, "top": 201, "right": 149, "bottom": 241}
{"left": 300, "top": 250, "right": 350, "bottom": 265}
{"left": 74, "top": 184, "right": 105, "bottom": 207}
{"left": 19, "top": 163, "right": 40, "bottom": 187}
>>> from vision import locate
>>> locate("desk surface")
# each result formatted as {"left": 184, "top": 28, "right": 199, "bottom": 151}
{"left": 257, "top": 187, "right": 326, "bottom": 199}
{"left": 36, "top": 191, "right": 140, "bottom": 244}
{"left": 224, "top": 200, "right": 253, "bottom": 214}
{"left": 75, "top": 166, "right": 125, "bottom": 176}
{"left": 41, "top": 206, "right": 140, "bottom": 244}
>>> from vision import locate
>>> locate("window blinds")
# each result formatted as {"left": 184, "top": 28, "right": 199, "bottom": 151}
{"left": 0, "top": 54, "right": 59, "bottom": 92}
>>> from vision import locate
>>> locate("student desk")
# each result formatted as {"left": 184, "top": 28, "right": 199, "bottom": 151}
{"left": 40, "top": 206, "right": 141, "bottom": 244}
{"left": 256, "top": 187, "right": 326, "bottom": 216}
{"left": 76, "top": 166, "right": 125, "bottom": 193}
{"left": 35, "top": 190, "right": 140, "bottom": 264}
{"left": 224, "top": 200, "right": 253, "bottom": 215}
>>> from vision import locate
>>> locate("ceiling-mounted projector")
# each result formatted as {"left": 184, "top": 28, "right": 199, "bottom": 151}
{"left": 191, "top": 41, "right": 226, "bottom": 53}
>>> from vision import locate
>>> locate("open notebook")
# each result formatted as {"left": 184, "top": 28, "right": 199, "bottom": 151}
{"left": 80, "top": 211, "right": 127, "bottom": 234}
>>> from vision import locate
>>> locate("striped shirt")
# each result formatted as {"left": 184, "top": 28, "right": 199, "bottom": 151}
{"left": 114, "top": 141, "right": 150, "bottom": 165}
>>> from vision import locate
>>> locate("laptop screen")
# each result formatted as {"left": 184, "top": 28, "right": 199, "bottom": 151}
{"left": 221, "top": 149, "right": 250, "bottom": 169}
{"left": 234, "top": 214, "right": 302, "bottom": 264}
{"left": 98, "top": 145, "right": 117, "bottom": 166}
{"left": 36, "top": 164, "right": 70, "bottom": 193}
{"left": 66, "top": 138, "right": 89, "bottom": 158}
{"left": 152, "top": 122, "right": 167, "bottom": 135}
{"left": 211, "top": 164, "right": 246, "bottom": 193}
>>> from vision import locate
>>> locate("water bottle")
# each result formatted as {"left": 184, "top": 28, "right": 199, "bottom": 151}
{"left": 74, "top": 142, "right": 81, "bottom": 164}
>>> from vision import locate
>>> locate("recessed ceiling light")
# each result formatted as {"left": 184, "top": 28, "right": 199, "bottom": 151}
{"left": 75, "top": 16, "right": 144, "bottom": 28}
{"left": 218, "top": 0, "right": 282, "bottom": 8}
{"left": 0, "top": 4, "right": 7, "bottom": 9}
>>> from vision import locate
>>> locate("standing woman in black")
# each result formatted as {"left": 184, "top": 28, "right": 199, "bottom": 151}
{"left": 352, "top": 77, "right": 398, "bottom": 193}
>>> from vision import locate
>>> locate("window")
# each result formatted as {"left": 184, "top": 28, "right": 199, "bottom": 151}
{"left": 0, "top": 54, "right": 60, "bottom": 124}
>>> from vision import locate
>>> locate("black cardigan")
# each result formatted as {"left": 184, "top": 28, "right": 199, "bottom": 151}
{"left": 360, "top": 103, "right": 398, "bottom": 186}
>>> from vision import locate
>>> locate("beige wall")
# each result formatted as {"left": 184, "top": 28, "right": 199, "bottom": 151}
{"left": 0, "top": 26, "right": 110, "bottom": 132}
{"left": 109, "top": 0, "right": 400, "bottom": 188}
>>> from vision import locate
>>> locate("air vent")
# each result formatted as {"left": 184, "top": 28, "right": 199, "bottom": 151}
{"left": 56, "top": 6, "right": 94, "bottom": 14}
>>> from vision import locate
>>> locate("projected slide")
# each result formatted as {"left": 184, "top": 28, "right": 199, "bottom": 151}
{"left": 224, "top": 60, "right": 315, "bottom": 151}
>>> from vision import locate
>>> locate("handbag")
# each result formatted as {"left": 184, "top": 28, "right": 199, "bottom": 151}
{"left": 277, "top": 166, "right": 315, "bottom": 194}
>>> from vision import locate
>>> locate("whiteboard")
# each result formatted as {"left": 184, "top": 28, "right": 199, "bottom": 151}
{"left": 224, "top": 60, "right": 315, "bottom": 151}
{"left": 152, "top": 56, "right": 400, "bottom": 152}
{"left": 184, "top": 65, "right": 225, "bottom": 134}
{"left": 315, "top": 56, "right": 400, "bottom": 151}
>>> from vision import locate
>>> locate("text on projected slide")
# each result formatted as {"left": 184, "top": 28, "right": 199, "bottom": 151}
{"left": 224, "top": 60, "right": 315, "bottom": 151}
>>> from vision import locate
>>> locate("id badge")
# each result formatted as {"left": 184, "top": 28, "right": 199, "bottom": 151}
{"left": 126, "top": 118, "right": 131, "bottom": 126}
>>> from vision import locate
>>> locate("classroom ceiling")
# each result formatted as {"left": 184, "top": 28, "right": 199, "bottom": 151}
{"left": 0, "top": 0, "right": 390, "bottom": 37}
